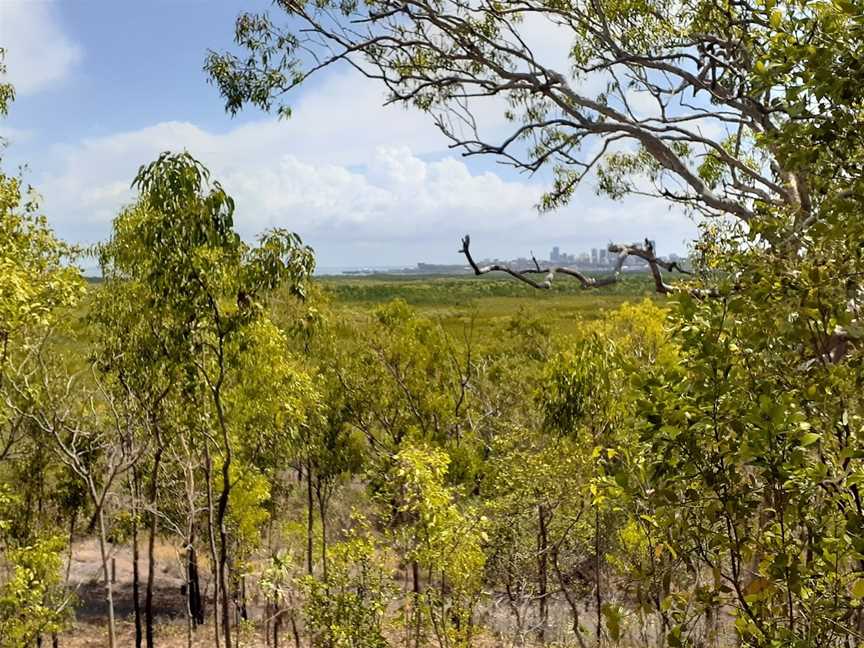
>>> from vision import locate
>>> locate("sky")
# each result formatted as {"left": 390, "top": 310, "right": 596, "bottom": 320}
{"left": 0, "top": 0, "right": 696, "bottom": 269}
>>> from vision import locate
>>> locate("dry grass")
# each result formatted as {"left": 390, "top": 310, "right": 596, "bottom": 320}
{"left": 61, "top": 621, "right": 271, "bottom": 647}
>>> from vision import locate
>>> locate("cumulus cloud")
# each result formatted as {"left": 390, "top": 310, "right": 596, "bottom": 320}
{"left": 0, "top": 1, "right": 82, "bottom": 95}
{"left": 16, "top": 45, "right": 692, "bottom": 267}
{"left": 33, "top": 106, "right": 693, "bottom": 267}
{"left": 34, "top": 115, "right": 546, "bottom": 261}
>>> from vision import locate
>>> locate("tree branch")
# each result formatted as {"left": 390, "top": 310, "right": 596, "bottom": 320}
{"left": 458, "top": 234, "right": 692, "bottom": 294}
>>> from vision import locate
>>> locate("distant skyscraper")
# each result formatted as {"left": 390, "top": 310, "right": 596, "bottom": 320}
{"left": 591, "top": 248, "right": 598, "bottom": 265}
{"left": 551, "top": 246, "right": 560, "bottom": 262}
{"left": 599, "top": 249, "right": 608, "bottom": 264}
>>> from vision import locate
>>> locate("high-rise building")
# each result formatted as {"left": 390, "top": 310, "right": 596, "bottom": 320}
{"left": 599, "top": 249, "right": 608, "bottom": 264}
{"left": 591, "top": 248, "right": 598, "bottom": 265}
{"left": 551, "top": 246, "right": 560, "bottom": 262}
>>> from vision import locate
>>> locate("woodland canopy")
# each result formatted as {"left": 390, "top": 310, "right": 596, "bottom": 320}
{"left": 2, "top": 1, "right": 864, "bottom": 646}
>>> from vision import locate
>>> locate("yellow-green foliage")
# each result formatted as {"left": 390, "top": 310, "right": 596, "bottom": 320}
{"left": 0, "top": 488, "right": 70, "bottom": 647}
{"left": 0, "top": 172, "right": 84, "bottom": 351}
{"left": 302, "top": 528, "right": 396, "bottom": 648}
{"left": 0, "top": 535, "right": 70, "bottom": 647}
{"left": 226, "top": 318, "right": 321, "bottom": 466}
{"left": 392, "top": 445, "right": 486, "bottom": 647}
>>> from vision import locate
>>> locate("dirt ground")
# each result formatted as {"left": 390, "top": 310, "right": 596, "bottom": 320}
{"left": 56, "top": 538, "right": 589, "bottom": 647}
{"left": 65, "top": 538, "right": 189, "bottom": 619}
{"left": 58, "top": 538, "right": 249, "bottom": 647}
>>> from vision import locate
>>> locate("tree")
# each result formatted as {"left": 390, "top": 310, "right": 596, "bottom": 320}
{"left": 89, "top": 276, "right": 181, "bottom": 648}
{"left": 0, "top": 54, "right": 83, "bottom": 648}
{"left": 98, "top": 151, "right": 315, "bottom": 648}
{"left": 206, "top": 9, "right": 864, "bottom": 643}
{"left": 0, "top": 529, "right": 70, "bottom": 648}
{"left": 389, "top": 445, "right": 486, "bottom": 648}
{"left": 206, "top": 0, "right": 863, "bottom": 292}
{"left": 23, "top": 370, "right": 140, "bottom": 648}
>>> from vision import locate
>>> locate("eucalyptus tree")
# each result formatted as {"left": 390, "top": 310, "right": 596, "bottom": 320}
{"left": 99, "top": 151, "right": 315, "bottom": 648}
{"left": 89, "top": 270, "right": 183, "bottom": 648}
{"left": 206, "top": 1, "right": 864, "bottom": 293}
{"left": 205, "top": 3, "right": 864, "bottom": 644}
{"left": 0, "top": 58, "right": 84, "bottom": 646}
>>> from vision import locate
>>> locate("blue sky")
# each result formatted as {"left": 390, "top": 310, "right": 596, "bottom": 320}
{"left": 0, "top": 0, "right": 695, "bottom": 268}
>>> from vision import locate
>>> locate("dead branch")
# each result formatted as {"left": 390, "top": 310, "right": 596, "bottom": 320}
{"left": 458, "top": 234, "right": 692, "bottom": 294}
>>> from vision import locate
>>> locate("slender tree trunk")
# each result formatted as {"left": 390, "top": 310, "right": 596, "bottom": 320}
{"left": 183, "top": 434, "right": 205, "bottom": 632}
{"left": 412, "top": 560, "right": 422, "bottom": 648}
{"left": 552, "top": 546, "right": 589, "bottom": 648}
{"left": 306, "top": 462, "right": 314, "bottom": 576}
{"left": 537, "top": 503, "right": 549, "bottom": 643}
{"left": 189, "top": 545, "right": 204, "bottom": 626}
{"left": 214, "top": 391, "right": 234, "bottom": 648}
{"left": 595, "top": 508, "right": 602, "bottom": 647}
{"left": 131, "top": 481, "right": 143, "bottom": 648}
{"left": 204, "top": 444, "right": 222, "bottom": 648}
{"left": 95, "top": 499, "right": 117, "bottom": 648}
{"left": 316, "top": 482, "right": 328, "bottom": 582}
{"left": 64, "top": 508, "right": 77, "bottom": 587}
{"left": 186, "top": 565, "right": 194, "bottom": 648}
{"left": 240, "top": 574, "right": 248, "bottom": 620}
{"left": 217, "top": 472, "right": 232, "bottom": 648}
{"left": 145, "top": 446, "right": 164, "bottom": 648}
{"left": 265, "top": 599, "right": 272, "bottom": 648}
{"left": 290, "top": 610, "right": 301, "bottom": 648}
{"left": 56, "top": 508, "right": 77, "bottom": 648}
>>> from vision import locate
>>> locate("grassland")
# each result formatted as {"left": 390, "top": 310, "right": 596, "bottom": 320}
{"left": 316, "top": 272, "right": 662, "bottom": 335}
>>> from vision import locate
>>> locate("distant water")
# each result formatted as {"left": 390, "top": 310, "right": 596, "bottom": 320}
{"left": 81, "top": 265, "right": 411, "bottom": 279}
{"left": 315, "top": 266, "right": 410, "bottom": 276}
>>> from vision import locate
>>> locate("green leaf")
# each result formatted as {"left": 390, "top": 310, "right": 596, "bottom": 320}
{"left": 770, "top": 9, "right": 783, "bottom": 29}
{"left": 800, "top": 432, "right": 821, "bottom": 447}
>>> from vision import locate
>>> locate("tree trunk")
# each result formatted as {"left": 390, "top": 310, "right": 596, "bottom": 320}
{"left": 306, "top": 462, "right": 314, "bottom": 577}
{"left": 145, "top": 446, "right": 164, "bottom": 648}
{"left": 132, "top": 489, "right": 142, "bottom": 648}
{"left": 552, "top": 546, "right": 588, "bottom": 648}
{"left": 188, "top": 544, "right": 204, "bottom": 626}
{"left": 595, "top": 508, "right": 602, "bottom": 647}
{"left": 64, "top": 508, "right": 77, "bottom": 585}
{"left": 412, "top": 560, "right": 422, "bottom": 648}
{"left": 183, "top": 434, "right": 205, "bottom": 631}
{"left": 204, "top": 444, "right": 222, "bottom": 648}
{"left": 96, "top": 501, "right": 117, "bottom": 648}
{"left": 216, "top": 416, "right": 234, "bottom": 648}
{"left": 290, "top": 610, "right": 301, "bottom": 648}
{"left": 316, "top": 481, "right": 328, "bottom": 582}
{"left": 217, "top": 478, "right": 232, "bottom": 648}
{"left": 537, "top": 503, "right": 549, "bottom": 643}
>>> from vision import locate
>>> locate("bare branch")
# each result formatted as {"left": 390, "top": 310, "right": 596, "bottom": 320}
{"left": 459, "top": 233, "right": 692, "bottom": 294}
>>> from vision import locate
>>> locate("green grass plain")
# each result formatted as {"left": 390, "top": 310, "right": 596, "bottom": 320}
{"left": 316, "top": 272, "right": 662, "bottom": 336}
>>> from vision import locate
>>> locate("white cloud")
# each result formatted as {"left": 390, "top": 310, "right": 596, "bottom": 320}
{"left": 15, "top": 41, "right": 693, "bottom": 266}
{"left": 35, "top": 116, "right": 546, "bottom": 260}
{"left": 34, "top": 106, "right": 694, "bottom": 266}
{"left": 0, "top": 0, "right": 82, "bottom": 95}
